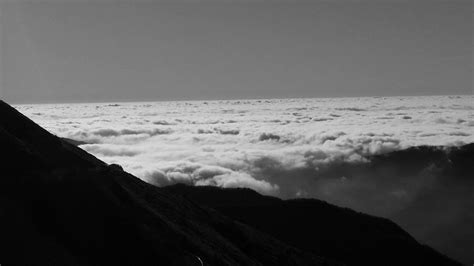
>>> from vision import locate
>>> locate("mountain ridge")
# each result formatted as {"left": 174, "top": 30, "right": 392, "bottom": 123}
{"left": 162, "top": 184, "right": 457, "bottom": 266}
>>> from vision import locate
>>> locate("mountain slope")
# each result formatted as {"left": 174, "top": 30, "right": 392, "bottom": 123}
{"left": 162, "top": 184, "right": 459, "bottom": 266}
{"left": 0, "top": 100, "right": 331, "bottom": 266}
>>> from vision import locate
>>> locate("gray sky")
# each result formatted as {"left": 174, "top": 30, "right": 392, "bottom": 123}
{"left": 0, "top": 1, "right": 472, "bottom": 104}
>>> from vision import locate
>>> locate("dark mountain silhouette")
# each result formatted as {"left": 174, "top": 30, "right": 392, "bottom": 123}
{"left": 162, "top": 184, "right": 459, "bottom": 266}
{"left": 0, "top": 100, "right": 331, "bottom": 265}
{"left": 0, "top": 100, "right": 461, "bottom": 265}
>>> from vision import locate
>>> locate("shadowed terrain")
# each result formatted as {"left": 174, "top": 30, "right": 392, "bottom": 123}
{"left": 0, "top": 100, "right": 330, "bottom": 265}
{"left": 0, "top": 100, "right": 461, "bottom": 265}
{"left": 163, "top": 184, "right": 461, "bottom": 266}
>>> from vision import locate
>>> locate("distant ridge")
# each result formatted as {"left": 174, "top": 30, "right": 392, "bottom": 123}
{"left": 163, "top": 184, "right": 459, "bottom": 266}
{"left": 0, "top": 100, "right": 461, "bottom": 265}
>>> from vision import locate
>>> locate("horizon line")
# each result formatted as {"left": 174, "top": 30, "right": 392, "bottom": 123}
{"left": 5, "top": 93, "right": 471, "bottom": 106}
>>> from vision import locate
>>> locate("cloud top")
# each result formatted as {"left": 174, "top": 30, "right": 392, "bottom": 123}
{"left": 15, "top": 95, "right": 474, "bottom": 211}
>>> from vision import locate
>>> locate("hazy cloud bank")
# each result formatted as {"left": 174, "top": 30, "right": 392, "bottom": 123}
{"left": 16, "top": 95, "right": 474, "bottom": 215}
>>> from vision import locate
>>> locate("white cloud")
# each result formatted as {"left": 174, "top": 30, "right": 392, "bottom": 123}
{"left": 14, "top": 95, "right": 474, "bottom": 215}
{"left": 141, "top": 162, "right": 279, "bottom": 195}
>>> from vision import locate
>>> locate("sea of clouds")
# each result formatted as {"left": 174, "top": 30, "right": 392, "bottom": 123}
{"left": 16, "top": 95, "right": 473, "bottom": 216}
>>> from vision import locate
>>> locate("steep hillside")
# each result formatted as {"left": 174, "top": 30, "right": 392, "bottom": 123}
{"left": 0, "top": 100, "right": 331, "bottom": 266}
{"left": 163, "top": 184, "right": 459, "bottom": 266}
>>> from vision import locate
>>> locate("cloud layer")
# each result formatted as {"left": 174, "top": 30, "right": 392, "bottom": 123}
{"left": 15, "top": 95, "right": 473, "bottom": 215}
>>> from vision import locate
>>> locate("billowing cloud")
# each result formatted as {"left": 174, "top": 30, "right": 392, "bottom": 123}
{"left": 14, "top": 95, "right": 474, "bottom": 216}
{"left": 142, "top": 163, "right": 278, "bottom": 195}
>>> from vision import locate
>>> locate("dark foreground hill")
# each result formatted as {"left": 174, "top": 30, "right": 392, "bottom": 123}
{"left": 0, "top": 100, "right": 460, "bottom": 266}
{"left": 0, "top": 100, "right": 328, "bottom": 266}
{"left": 162, "top": 184, "right": 459, "bottom": 266}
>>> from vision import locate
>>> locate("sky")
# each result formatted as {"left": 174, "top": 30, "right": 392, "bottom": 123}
{"left": 0, "top": 0, "right": 472, "bottom": 104}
